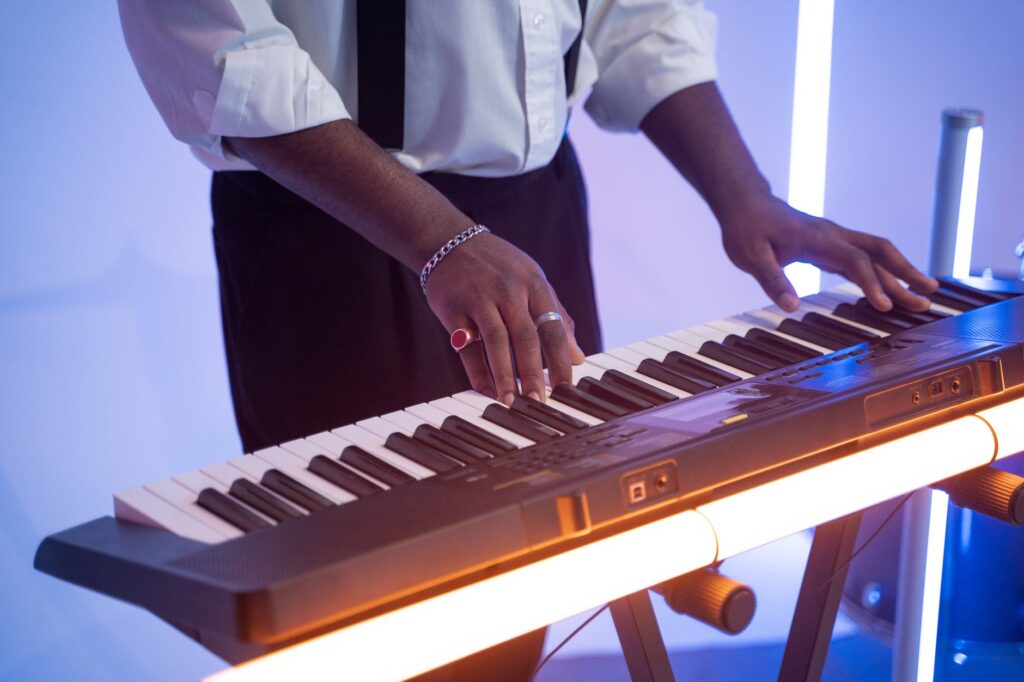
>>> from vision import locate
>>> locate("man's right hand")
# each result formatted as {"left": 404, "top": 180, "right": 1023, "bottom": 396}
{"left": 424, "top": 231, "right": 585, "bottom": 405}
{"left": 227, "top": 121, "right": 583, "bottom": 406}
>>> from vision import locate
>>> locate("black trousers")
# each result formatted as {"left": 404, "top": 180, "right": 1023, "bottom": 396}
{"left": 210, "top": 138, "right": 602, "bottom": 681}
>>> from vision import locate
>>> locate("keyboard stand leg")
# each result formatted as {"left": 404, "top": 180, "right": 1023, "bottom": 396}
{"left": 777, "top": 513, "right": 862, "bottom": 682}
{"left": 609, "top": 590, "right": 675, "bottom": 682}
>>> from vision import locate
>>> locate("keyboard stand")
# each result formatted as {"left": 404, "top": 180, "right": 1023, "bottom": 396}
{"left": 778, "top": 514, "right": 863, "bottom": 682}
{"left": 610, "top": 590, "right": 676, "bottom": 681}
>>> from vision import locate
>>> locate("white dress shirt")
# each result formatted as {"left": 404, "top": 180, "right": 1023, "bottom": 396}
{"left": 119, "top": 0, "right": 717, "bottom": 176}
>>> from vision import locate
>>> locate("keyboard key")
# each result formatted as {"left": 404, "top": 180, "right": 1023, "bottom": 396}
{"left": 599, "top": 369, "right": 678, "bottom": 405}
{"left": 777, "top": 318, "right": 847, "bottom": 350}
{"left": 260, "top": 469, "right": 334, "bottom": 512}
{"left": 114, "top": 487, "right": 229, "bottom": 543}
{"left": 663, "top": 350, "right": 742, "bottom": 386}
{"left": 724, "top": 333, "right": 804, "bottom": 365}
{"left": 413, "top": 424, "right": 494, "bottom": 463}
{"left": 385, "top": 433, "right": 463, "bottom": 472}
{"left": 551, "top": 383, "right": 628, "bottom": 420}
{"left": 637, "top": 358, "right": 716, "bottom": 394}
{"left": 483, "top": 403, "right": 562, "bottom": 441}
{"left": 251, "top": 447, "right": 357, "bottom": 503}
{"left": 699, "top": 340, "right": 779, "bottom": 373}
{"left": 510, "top": 395, "right": 590, "bottom": 433}
{"left": 228, "top": 479, "right": 304, "bottom": 522}
{"left": 197, "top": 488, "right": 271, "bottom": 533}
{"left": 439, "top": 415, "right": 518, "bottom": 456}
{"left": 341, "top": 445, "right": 416, "bottom": 487}
{"left": 577, "top": 376, "right": 655, "bottom": 412}
{"left": 308, "top": 455, "right": 387, "bottom": 496}
{"left": 745, "top": 328, "right": 821, "bottom": 361}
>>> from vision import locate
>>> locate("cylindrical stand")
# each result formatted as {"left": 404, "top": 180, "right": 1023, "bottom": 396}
{"left": 928, "top": 108, "right": 984, "bottom": 278}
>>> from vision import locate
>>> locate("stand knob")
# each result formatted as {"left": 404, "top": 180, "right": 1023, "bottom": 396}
{"left": 933, "top": 465, "right": 1024, "bottom": 525}
{"left": 655, "top": 568, "right": 756, "bottom": 634}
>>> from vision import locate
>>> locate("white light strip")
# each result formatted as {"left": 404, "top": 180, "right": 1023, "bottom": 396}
{"left": 206, "top": 511, "right": 717, "bottom": 682}
{"left": 784, "top": 0, "right": 835, "bottom": 296}
{"left": 915, "top": 489, "right": 949, "bottom": 682}
{"left": 951, "top": 126, "right": 984, "bottom": 279}
{"left": 698, "top": 415, "right": 995, "bottom": 561}
{"left": 977, "top": 397, "right": 1024, "bottom": 460}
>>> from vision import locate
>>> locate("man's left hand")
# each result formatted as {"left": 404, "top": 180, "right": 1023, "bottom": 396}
{"left": 719, "top": 193, "right": 939, "bottom": 313}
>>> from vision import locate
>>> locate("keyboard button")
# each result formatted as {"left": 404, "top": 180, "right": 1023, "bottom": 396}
{"left": 308, "top": 454, "right": 387, "bottom": 496}
{"left": 228, "top": 479, "right": 304, "bottom": 522}
{"left": 341, "top": 445, "right": 416, "bottom": 487}
{"left": 510, "top": 395, "right": 589, "bottom": 433}
{"left": 197, "top": 488, "right": 271, "bottom": 533}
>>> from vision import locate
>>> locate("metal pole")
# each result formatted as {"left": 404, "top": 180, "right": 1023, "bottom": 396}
{"left": 894, "top": 107, "right": 984, "bottom": 682}
{"left": 928, "top": 108, "right": 984, "bottom": 278}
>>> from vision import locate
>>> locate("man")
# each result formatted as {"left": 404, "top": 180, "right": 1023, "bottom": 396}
{"left": 119, "top": 1, "right": 937, "bottom": 678}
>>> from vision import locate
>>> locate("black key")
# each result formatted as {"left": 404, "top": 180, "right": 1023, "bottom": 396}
{"left": 309, "top": 454, "right": 387, "bottom": 496}
{"left": 440, "top": 416, "right": 518, "bottom": 456}
{"left": 777, "top": 318, "right": 847, "bottom": 350}
{"left": 699, "top": 340, "right": 775, "bottom": 374}
{"left": 341, "top": 445, "right": 415, "bottom": 487}
{"left": 831, "top": 303, "right": 907, "bottom": 334}
{"left": 384, "top": 433, "right": 462, "bottom": 473}
{"left": 929, "top": 287, "right": 983, "bottom": 311}
{"left": 578, "top": 376, "right": 655, "bottom": 412}
{"left": 197, "top": 487, "right": 271, "bottom": 533}
{"left": 859, "top": 298, "right": 946, "bottom": 326}
{"left": 551, "top": 383, "right": 628, "bottom": 420}
{"left": 261, "top": 469, "right": 333, "bottom": 512}
{"left": 600, "top": 369, "right": 677, "bottom": 405}
{"left": 713, "top": 336, "right": 788, "bottom": 370}
{"left": 511, "top": 395, "right": 590, "bottom": 433}
{"left": 746, "top": 327, "right": 822, "bottom": 360}
{"left": 725, "top": 333, "right": 806, "bottom": 365}
{"left": 637, "top": 359, "right": 715, "bottom": 394}
{"left": 801, "top": 312, "right": 879, "bottom": 342}
{"left": 229, "top": 478, "right": 304, "bottom": 523}
{"left": 939, "top": 278, "right": 1014, "bottom": 303}
{"left": 483, "top": 403, "right": 561, "bottom": 442}
{"left": 414, "top": 424, "right": 493, "bottom": 463}
{"left": 663, "top": 351, "right": 741, "bottom": 386}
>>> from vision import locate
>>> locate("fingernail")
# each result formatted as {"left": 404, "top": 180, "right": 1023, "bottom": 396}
{"left": 528, "top": 390, "right": 541, "bottom": 402}
{"left": 502, "top": 392, "right": 515, "bottom": 406}
{"left": 780, "top": 293, "right": 799, "bottom": 311}
{"left": 880, "top": 295, "right": 893, "bottom": 310}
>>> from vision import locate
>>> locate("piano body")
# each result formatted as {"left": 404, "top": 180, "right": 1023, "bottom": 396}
{"left": 34, "top": 278, "right": 1024, "bottom": 680}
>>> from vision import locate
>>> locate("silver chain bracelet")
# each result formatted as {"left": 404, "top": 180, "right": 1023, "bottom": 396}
{"left": 419, "top": 224, "right": 491, "bottom": 294}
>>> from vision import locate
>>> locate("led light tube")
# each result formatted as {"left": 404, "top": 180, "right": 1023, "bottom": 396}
{"left": 951, "top": 126, "right": 984, "bottom": 279}
{"left": 206, "top": 511, "right": 717, "bottom": 682}
{"left": 976, "top": 396, "right": 1024, "bottom": 460}
{"left": 784, "top": 0, "right": 835, "bottom": 296}
{"left": 698, "top": 415, "right": 996, "bottom": 560}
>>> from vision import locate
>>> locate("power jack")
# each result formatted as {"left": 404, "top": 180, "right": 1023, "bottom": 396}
{"left": 912, "top": 391, "right": 921, "bottom": 405}
{"left": 950, "top": 377, "right": 962, "bottom": 394}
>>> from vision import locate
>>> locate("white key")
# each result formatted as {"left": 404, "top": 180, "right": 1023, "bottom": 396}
{"left": 331, "top": 424, "right": 435, "bottom": 479}
{"left": 732, "top": 312, "right": 835, "bottom": 355}
{"left": 252, "top": 447, "right": 355, "bottom": 503}
{"left": 114, "top": 487, "right": 228, "bottom": 544}
{"left": 404, "top": 403, "right": 453, "bottom": 427}
{"left": 835, "top": 282, "right": 961, "bottom": 317}
{"left": 356, "top": 416, "right": 406, "bottom": 439}
{"left": 566, "top": 362, "right": 606, "bottom": 384}
{"left": 380, "top": 410, "right": 427, "bottom": 434}
{"left": 304, "top": 431, "right": 351, "bottom": 456}
{"left": 452, "top": 390, "right": 500, "bottom": 413}
{"left": 144, "top": 478, "right": 244, "bottom": 539}
{"left": 585, "top": 353, "right": 691, "bottom": 399}
{"left": 429, "top": 396, "right": 533, "bottom": 448}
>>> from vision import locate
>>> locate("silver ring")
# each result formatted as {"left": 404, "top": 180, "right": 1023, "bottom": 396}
{"left": 533, "top": 311, "right": 563, "bottom": 328}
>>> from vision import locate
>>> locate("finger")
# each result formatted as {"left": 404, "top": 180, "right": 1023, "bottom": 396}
{"left": 834, "top": 243, "right": 892, "bottom": 311}
{"left": 476, "top": 311, "right": 519, "bottom": 406}
{"left": 443, "top": 317, "right": 496, "bottom": 398}
{"left": 502, "top": 303, "right": 548, "bottom": 404}
{"left": 555, "top": 299, "right": 587, "bottom": 365}
{"left": 848, "top": 233, "right": 939, "bottom": 293}
{"left": 874, "top": 265, "right": 931, "bottom": 312}
{"left": 745, "top": 243, "right": 800, "bottom": 312}
{"left": 531, "top": 292, "right": 574, "bottom": 391}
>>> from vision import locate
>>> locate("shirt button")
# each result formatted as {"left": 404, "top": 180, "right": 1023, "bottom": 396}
{"left": 532, "top": 13, "right": 545, "bottom": 29}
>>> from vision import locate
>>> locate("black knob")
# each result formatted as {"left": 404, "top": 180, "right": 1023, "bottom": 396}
{"left": 655, "top": 568, "right": 756, "bottom": 634}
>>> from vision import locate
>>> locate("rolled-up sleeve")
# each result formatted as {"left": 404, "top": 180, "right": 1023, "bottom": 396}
{"left": 584, "top": 0, "right": 718, "bottom": 132}
{"left": 118, "top": 0, "right": 349, "bottom": 162}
